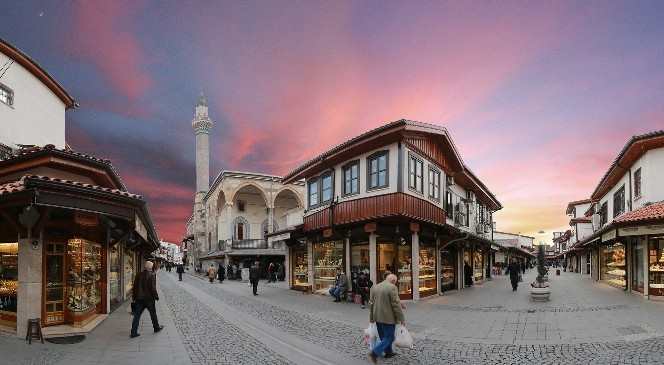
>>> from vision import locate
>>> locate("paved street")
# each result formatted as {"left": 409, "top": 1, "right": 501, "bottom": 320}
{"left": 4, "top": 270, "right": 664, "bottom": 364}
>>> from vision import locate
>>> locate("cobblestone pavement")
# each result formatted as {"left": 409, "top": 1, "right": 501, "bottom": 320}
{"left": 159, "top": 275, "right": 291, "bottom": 365}
{"left": 176, "top": 271, "right": 664, "bottom": 364}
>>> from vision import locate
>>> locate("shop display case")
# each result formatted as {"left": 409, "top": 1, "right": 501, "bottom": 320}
{"left": 418, "top": 247, "right": 436, "bottom": 296}
{"left": 601, "top": 243, "right": 626, "bottom": 289}
{"left": 67, "top": 239, "right": 102, "bottom": 326}
{"left": 649, "top": 239, "right": 664, "bottom": 296}
{"left": 473, "top": 250, "right": 484, "bottom": 282}
{"left": 292, "top": 248, "right": 309, "bottom": 289}
{"left": 0, "top": 242, "right": 18, "bottom": 323}
{"left": 313, "top": 241, "right": 344, "bottom": 291}
{"left": 397, "top": 244, "right": 412, "bottom": 298}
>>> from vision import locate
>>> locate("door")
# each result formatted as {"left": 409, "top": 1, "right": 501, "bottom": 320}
{"left": 632, "top": 240, "right": 644, "bottom": 293}
{"left": 440, "top": 246, "right": 457, "bottom": 292}
{"left": 44, "top": 242, "right": 66, "bottom": 325}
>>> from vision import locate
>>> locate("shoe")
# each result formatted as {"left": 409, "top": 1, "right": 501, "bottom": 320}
{"left": 367, "top": 352, "right": 377, "bottom": 364}
{"left": 385, "top": 353, "right": 397, "bottom": 359}
{"left": 361, "top": 305, "right": 366, "bottom": 309}
{"left": 130, "top": 333, "right": 140, "bottom": 338}
{"left": 154, "top": 325, "right": 164, "bottom": 333}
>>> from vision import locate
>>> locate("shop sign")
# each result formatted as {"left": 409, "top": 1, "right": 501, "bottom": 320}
{"left": 74, "top": 212, "right": 98, "bottom": 227}
{"left": 618, "top": 225, "right": 664, "bottom": 237}
{"left": 268, "top": 232, "right": 290, "bottom": 244}
{"left": 135, "top": 213, "right": 148, "bottom": 241}
{"left": 601, "top": 229, "right": 616, "bottom": 242}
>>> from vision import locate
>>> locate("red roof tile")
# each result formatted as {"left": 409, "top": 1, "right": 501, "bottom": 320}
{"left": 0, "top": 178, "right": 25, "bottom": 196}
{"left": 614, "top": 201, "right": 664, "bottom": 224}
{"left": 0, "top": 175, "right": 142, "bottom": 200}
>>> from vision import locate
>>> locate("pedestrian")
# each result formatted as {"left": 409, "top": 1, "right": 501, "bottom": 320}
{"left": 207, "top": 264, "right": 216, "bottom": 283}
{"left": 130, "top": 261, "right": 164, "bottom": 338}
{"left": 357, "top": 271, "right": 372, "bottom": 309}
{"left": 506, "top": 259, "right": 521, "bottom": 291}
{"left": 277, "top": 262, "right": 285, "bottom": 281}
{"left": 249, "top": 261, "right": 260, "bottom": 295}
{"left": 227, "top": 263, "right": 233, "bottom": 280}
{"left": 521, "top": 261, "right": 526, "bottom": 274}
{"left": 367, "top": 273, "right": 404, "bottom": 363}
{"left": 232, "top": 264, "right": 238, "bottom": 280}
{"left": 267, "top": 262, "right": 275, "bottom": 283}
{"left": 464, "top": 261, "right": 473, "bottom": 287}
{"left": 328, "top": 267, "right": 348, "bottom": 302}
{"left": 218, "top": 264, "right": 225, "bottom": 283}
{"left": 176, "top": 263, "right": 184, "bottom": 281}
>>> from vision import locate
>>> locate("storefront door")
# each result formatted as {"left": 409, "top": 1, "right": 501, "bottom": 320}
{"left": 44, "top": 242, "right": 66, "bottom": 325}
{"left": 440, "top": 246, "right": 457, "bottom": 292}
{"left": 648, "top": 237, "right": 664, "bottom": 296}
{"left": 600, "top": 242, "right": 626, "bottom": 289}
{"left": 109, "top": 244, "right": 122, "bottom": 312}
{"left": 418, "top": 241, "right": 436, "bottom": 298}
{"left": 313, "top": 241, "right": 344, "bottom": 292}
{"left": 290, "top": 244, "right": 309, "bottom": 290}
{"left": 377, "top": 240, "right": 413, "bottom": 300}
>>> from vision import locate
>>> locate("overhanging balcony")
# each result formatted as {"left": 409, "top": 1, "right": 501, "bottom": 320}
{"left": 304, "top": 192, "right": 446, "bottom": 232}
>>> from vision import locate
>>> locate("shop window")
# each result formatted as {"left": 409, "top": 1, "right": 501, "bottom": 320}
{"left": 351, "top": 242, "right": 370, "bottom": 275}
{"left": 445, "top": 191, "right": 453, "bottom": 213}
{"left": 428, "top": 167, "right": 441, "bottom": 201}
{"left": 291, "top": 245, "right": 309, "bottom": 289}
{"left": 649, "top": 238, "right": 664, "bottom": 296}
{"left": 440, "top": 246, "right": 457, "bottom": 292}
{"left": 397, "top": 243, "right": 412, "bottom": 298}
{"left": 109, "top": 245, "right": 122, "bottom": 312}
{"left": 313, "top": 241, "right": 344, "bottom": 291}
{"left": 408, "top": 154, "right": 423, "bottom": 194}
{"left": 418, "top": 243, "right": 436, "bottom": 297}
{"left": 634, "top": 168, "right": 642, "bottom": 198}
{"left": 66, "top": 239, "right": 103, "bottom": 325}
{"left": 600, "top": 242, "right": 626, "bottom": 289}
{"left": 233, "top": 216, "right": 249, "bottom": 240}
{"left": 473, "top": 249, "right": 484, "bottom": 282}
{"left": 0, "top": 242, "right": 18, "bottom": 322}
{"left": 367, "top": 151, "right": 388, "bottom": 190}
{"left": 343, "top": 161, "right": 360, "bottom": 196}
{"left": 632, "top": 238, "right": 645, "bottom": 293}
{"left": 613, "top": 186, "right": 625, "bottom": 218}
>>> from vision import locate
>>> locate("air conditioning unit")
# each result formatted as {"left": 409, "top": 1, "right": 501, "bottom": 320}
{"left": 446, "top": 175, "right": 455, "bottom": 186}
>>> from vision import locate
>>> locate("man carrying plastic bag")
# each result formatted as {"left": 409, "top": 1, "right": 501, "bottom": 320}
{"left": 367, "top": 273, "right": 405, "bottom": 363}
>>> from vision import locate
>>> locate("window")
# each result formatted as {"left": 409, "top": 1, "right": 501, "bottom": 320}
{"left": 343, "top": 161, "right": 359, "bottom": 196}
{"left": 408, "top": 154, "right": 423, "bottom": 194}
{"left": 236, "top": 223, "right": 244, "bottom": 240}
{"left": 367, "top": 151, "right": 388, "bottom": 190}
{"left": 0, "top": 83, "right": 13, "bottom": 106}
{"left": 237, "top": 200, "right": 245, "bottom": 212}
{"left": 308, "top": 179, "right": 319, "bottom": 207}
{"left": 613, "top": 185, "right": 625, "bottom": 218}
{"left": 445, "top": 190, "right": 453, "bottom": 213}
{"left": 634, "top": 168, "right": 642, "bottom": 198}
{"left": 428, "top": 167, "right": 441, "bottom": 201}
{"left": 321, "top": 173, "right": 333, "bottom": 203}
{"left": 599, "top": 202, "right": 608, "bottom": 226}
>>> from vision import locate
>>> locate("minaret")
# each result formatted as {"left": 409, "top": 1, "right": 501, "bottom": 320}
{"left": 192, "top": 93, "right": 213, "bottom": 267}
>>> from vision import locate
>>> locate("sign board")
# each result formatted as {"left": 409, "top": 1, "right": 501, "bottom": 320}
{"left": 618, "top": 225, "right": 664, "bottom": 237}
{"left": 495, "top": 252, "right": 505, "bottom": 263}
{"left": 135, "top": 213, "right": 148, "bottom": 241}
{"left": 268, "top": 232, "right": 291, "bottom": 244}
{"left": 601, "top": 229, "right": 616, "bottom": 242}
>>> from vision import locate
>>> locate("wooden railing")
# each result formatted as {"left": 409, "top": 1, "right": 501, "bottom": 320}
{"left": 304, "top": 193, "right": 446, "bottom": 231}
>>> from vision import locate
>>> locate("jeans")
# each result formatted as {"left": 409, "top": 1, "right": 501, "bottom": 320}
{"left": 251, "top": 280, "right": 258, "bottom": 295}
{"left": 130, "top": 299, "right": 161, "bottom": 335}
{"left": 328, "top": 286, "right": 341, "bottom": 301}
{"left": 178, "top": 272, "right": 182, "bottom": 281}
{"left": 372, "top": 322, "right": 395, "bottom": 357}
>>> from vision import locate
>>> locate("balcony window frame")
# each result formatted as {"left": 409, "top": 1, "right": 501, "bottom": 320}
{"left": 613, "top": 185, "right": 626, "bottom": 218}
{"left": 307, "top": 170, "right": 334, "bottom": 209}
{"left": 599, "top": 201, "right": 608, "bottom": 227}
{"left": 308, "top": 178, "right": 319, "bottom": 208}
{"left": 408, "top": 153, "right": 424, "bottom": 194}
{"left": 367, "top": 150, "right": 389, "bottom": 191}
{"left": 320, "top": 171, "right": 334, "bottom": 204}
{"left": 428, "top": 166, "right": 441, "bottom": 202}
{"left": 342, "top": 160, "right": 360, "bottom": 197}
{"left": 0, "top": 83, "right": 13, "bottom": 107}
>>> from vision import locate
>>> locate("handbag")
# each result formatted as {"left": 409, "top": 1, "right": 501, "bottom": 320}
{"left": 394, "top": 324, "right": 414, "bottom": 349}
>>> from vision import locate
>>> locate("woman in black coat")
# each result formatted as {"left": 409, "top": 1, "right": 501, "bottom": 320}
{"left": 218, "top": 265, "right": 226, "bottom": 283}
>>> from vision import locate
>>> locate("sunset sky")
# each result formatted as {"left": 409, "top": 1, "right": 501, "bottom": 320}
{"left": 2, "top": 1, "right": 663, "bottom": 244}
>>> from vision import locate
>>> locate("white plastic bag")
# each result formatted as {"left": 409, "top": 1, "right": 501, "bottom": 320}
{"left": 393, "top": 324, "right": 413, "bottom": 349}
{"left": 364, "top": 323, "right": 378, "bottom": 350}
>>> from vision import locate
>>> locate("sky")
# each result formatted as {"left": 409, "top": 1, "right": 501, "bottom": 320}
{"left": 2, "top": 1, "right": 663, "bottom": 244}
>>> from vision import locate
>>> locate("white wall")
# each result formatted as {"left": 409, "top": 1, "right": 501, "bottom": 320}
{"left": 0, "top": 51, "right": 66, "bottom": 148}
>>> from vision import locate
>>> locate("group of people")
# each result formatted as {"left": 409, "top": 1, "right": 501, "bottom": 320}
{"left": 266, "top": 262, "right": 285, "bottom": 282}
{"left": 327, "top": 267, "right": 373, "bottom": 309}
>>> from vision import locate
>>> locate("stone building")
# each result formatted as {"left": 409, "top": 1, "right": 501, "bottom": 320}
{"left": 185, "top": 97, "right": 305, "bottom": 278}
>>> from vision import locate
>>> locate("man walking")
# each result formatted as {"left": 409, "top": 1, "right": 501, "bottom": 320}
{"left": 249, "top": 261, "right": 260, "bottom": 296}
{"left": 506, "top": 259, "right": 521, "bottom": 291}
{"left": 176, "top": 263, "right": 184, "bottom": 281}
{"left": 368, "top": 273, "right": 404, "bottom": 363}
{"left": 130, "top": 261, "right": 164, "bottom": 338}
{"left": 207, "top": 264, "right": 216, "bottom": 283}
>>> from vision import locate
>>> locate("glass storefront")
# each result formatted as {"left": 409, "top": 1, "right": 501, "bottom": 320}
{"left": 45, "top": 242, "right": 66, "bottom": 325}
{"left": 124, "top": 248, "right": 136, "bottom": 298}
{"left": 67, "top": 238, "right": 103, "bottom": 325}
{"left": 351, "top": 242, "right": 369, "bottom": 275}
{"left": 648, "top": 237, "right": 664, "bottom": 296}
{"left": 291, "top": 245, "right": 309, "bottom": 289}
{"left": 632, "top": 238, "right": 645, "bottom": 293}
{"left": 313, "top": 241, "right": 344, "bottom": 291}
{"left": 440, "top": 246, "right": 457, "bottom": 292}
{"left": 418, "top": 243, "right": 436, "bottom": 297}
{"left": 397, "top": 243, "right": 412, "bottom": 298}
{"left": 473, "top": 249, "right": 485, "bottom": 282}
{"left": 109, "top": 244, "right": 122, "bottom": 312}
{"left": 377, "top": 239, "right": 413, "bottom": 299}
{"left": 600, "top": 242, "right": 626, "bottom": 289}
{"left": 0, "top": 242, "right": 18, "bottom": 327}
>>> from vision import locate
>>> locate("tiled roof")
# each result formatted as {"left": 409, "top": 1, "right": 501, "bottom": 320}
{"left": 614, "top": 201, "right": 664, "bottom": 224}
{"left": 0, "top": 178, "right": 26, "bottom": 196}
{"left": 570, "top": 217, "right": 591, "bottom": 225}
{"left": 0, "top": 175, "right": 142, "bottom": 200}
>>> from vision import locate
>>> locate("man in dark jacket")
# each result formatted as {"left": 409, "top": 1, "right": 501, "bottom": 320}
{"left": 130, "top": 261, "right": 164, "bottom": 338}
{"left": 218, "top": 264, "right": 225, "bottom": 283}
{"left": 356, "top": 271, "right": 372, "bottom": 308}
{"left": 249, "top": 261, "right": 260, "bottom": 296}
{"left": 176, "top": 264, "right": 184, "bottom": 281}
{"left": 506, "top": 259, "right": 521, "bottom": 291}
{"left": 329, "top": 267, "right": 348, "bottom": 302}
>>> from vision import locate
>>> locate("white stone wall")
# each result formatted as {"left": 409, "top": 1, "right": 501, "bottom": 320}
{"left": 0, "top": 51, "right": 66, "bottom": 148}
